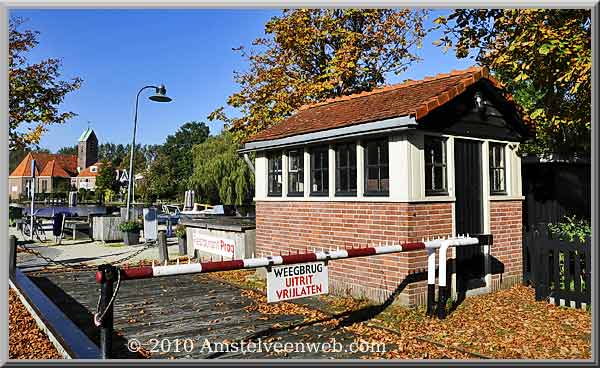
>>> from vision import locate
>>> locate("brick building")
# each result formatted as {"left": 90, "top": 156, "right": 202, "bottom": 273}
{"left": 9, "top": 128, "right": 101, "bottom": 199}
{"left": 240, "top": 67, "right": 529, "bottom": 307}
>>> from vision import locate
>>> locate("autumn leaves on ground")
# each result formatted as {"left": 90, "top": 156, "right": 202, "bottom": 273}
{"left": 212, "top": 270, "right": 592, "bottom": 360}
{"left": 9, "top": 269, "right": 591, "bottom": 360}
{"left": 9, "top": 289, "right": 61, "bottom": 359}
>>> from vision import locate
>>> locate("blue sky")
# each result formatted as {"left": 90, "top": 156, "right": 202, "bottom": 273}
{"left": 11, "top": 9, "right": 474, "bottom": 152}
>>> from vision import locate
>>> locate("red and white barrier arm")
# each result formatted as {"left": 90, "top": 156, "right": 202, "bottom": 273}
{"left": 106, "top": 241, "right": 430, "bottom": 282}
{"left": 102, "top": 235, "right": 484, "bottom": 283}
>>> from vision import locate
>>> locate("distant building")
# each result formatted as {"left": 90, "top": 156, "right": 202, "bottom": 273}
{"left": 9, "top": 153, "right": 77, "bottom": 200}
{"left": 71, "top": 162, "right": 103, "bottom": 191}
{"left": 9, "top": 128, "right": 101, "bottom": 199}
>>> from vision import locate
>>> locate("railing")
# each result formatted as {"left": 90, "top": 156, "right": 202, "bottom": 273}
{"left": 523, "top": 226, "right": 591, "bottom": 309}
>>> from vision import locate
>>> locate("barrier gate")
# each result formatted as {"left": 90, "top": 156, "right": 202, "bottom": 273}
{"left": 94, "top": 234, "right": 492, "bottom": 358}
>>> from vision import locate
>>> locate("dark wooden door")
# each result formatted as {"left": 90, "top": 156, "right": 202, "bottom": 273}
{"left": 454, "top": 139, "right": 485, "bottom": 284}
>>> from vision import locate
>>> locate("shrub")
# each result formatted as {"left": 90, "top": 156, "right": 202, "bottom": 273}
{"left": 548, "top": 215, "right": 591, "bottom": 243}
{"left": 175, "top": 224, "right": 186, "bottom": 238}
{"left": 119, "top": 221, "right": 142, "bottom": 233}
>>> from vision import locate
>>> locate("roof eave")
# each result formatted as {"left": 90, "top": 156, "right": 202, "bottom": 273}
{"left": 239, "top": 115, "right": 417, "bottom": 153}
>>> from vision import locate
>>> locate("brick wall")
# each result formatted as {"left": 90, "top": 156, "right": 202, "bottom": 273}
{"left": 255, "top": 201, "right": 454, "bottom": 306}
{"left": 489, "top": 200, "right": 523, "bottom": 291}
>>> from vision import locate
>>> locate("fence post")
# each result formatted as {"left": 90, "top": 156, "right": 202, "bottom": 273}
{"left": 97, "top": 264, "right": 116, "bottom": 359}
{"left": 158, "top": 231, "right": 168, "bottom": 264}
{"left": 534, "top": 228, "right": 549, "bottom": 301}
{"left": 9, "top": 235, "right": 17, "bottom": 280}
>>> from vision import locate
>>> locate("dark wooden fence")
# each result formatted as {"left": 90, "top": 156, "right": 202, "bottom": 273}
{"left": 523, "top": 226, "right": 591, "bottom": 309}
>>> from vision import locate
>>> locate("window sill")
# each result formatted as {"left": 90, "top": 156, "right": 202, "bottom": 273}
{"left": 287, "top": 192, "right": 304, "bottom": 197}
{"left": 267, "top": 193, "right": 282, "bottom": 197}
{"left": 363, "top": 192, "right": 389, "bottom": 197}
{"left": 310, "top": 192, "right": 329, "bottom": 197}
{"left": 425, "top": 191, "right": 449, "bottom": 197}
{"left": 335, "top": 192, "right": 357, "bottom": 197}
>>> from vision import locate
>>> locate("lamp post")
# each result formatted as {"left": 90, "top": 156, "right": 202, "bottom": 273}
{"left": 125, "top": 84, "right": 172, "bottom": 221}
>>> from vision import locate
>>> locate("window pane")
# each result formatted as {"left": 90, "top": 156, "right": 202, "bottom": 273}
{"left": 434, "top": 166, "right": 445, "bottom": 190}
{"left": 268, "top": 152, "right": 282, "bottom": 194}
{"left": 497, "top": 146, "right": 504, "bottom": 167}
{"left": 349, "top": 168, "right": 357, "bottom": 191}
{"left": 312, "top": 170, "right": 322, "bottom": 192}
{"left": 288, "top": 151, "right": 303, "bottom": 194}
{"left": 425, "top": 165, "right": 433, "bottom": 191}
{"left": 424, "top": 137, "right": 448, "bottom": 194}
{"left": 380, "top": 142, "right": 389, "bottom": 165}
{"left": 339, "top": 168, "right": 348, "bottom": 192}
{"left": 367, "top": 143, "right": 379, "bottom": 165}
{"left": 381, "top": 178, "right": 389, "bottom": 192}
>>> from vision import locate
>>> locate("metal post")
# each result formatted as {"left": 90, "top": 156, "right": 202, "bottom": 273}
{"left": 126, "top": 85, "right": 162, "bottom": 222}
{"left": 178, "top": 237, "right": 187, "bottom": 256}
{"left": 30, "top": 159, "right": 36, "bottom": 241}
{"left": 97, "top": 264, "right": 116, "bottom": 359}
{"left": 158, "top": 231, "right": 168, "bottom": 264}
{"left": 9, "top": 235, "right": 17, "bottom": 280}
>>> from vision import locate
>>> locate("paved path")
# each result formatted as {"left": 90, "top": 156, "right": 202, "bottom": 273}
{"left": 11, "top": 226, "right": 182, "bottom": 272}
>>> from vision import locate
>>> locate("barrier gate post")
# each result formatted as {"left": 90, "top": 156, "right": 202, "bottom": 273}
{"left": 97, "top": 264, "right": 116, "bottom": 359}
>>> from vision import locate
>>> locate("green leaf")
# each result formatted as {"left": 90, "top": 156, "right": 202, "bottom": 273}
{"left": 538, "top": 44, "right": 551, "bottom": 55}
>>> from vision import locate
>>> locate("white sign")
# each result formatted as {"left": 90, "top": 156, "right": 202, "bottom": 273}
{"left": 267, "top": 262, "right": 328, "bottom": 303}
{"left": 191, "top": 230, "right": 235, "bottom": 258}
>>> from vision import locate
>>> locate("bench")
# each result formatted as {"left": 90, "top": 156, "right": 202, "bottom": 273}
{"left": 64, "top": 221, "right": 90, "bottom": 240}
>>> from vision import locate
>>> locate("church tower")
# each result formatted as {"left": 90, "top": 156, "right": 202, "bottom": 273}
{"left": 77, "top": 128, "right": 98, "bottom": 172}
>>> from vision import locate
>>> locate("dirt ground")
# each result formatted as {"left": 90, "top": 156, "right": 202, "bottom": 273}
{"left": 9, "top": 289, "right": 62, "bottom": 360}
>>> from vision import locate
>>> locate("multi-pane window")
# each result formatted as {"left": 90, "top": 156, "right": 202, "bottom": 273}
{"left": 335, "top": 143, "right": 357, "bottom": 195}
{"left": 310, "top": 146, "right": 329, "bottom": 195}
{"left": 424, "top": 136, "right": 448, "bottom": 195}
{"left": 287, "top": 150, "right": 304, "bottom": 196}
{"left": 267, "top": 152, "right": 282, "bottom": 196}
{"left": 41, "top": 180, "right": 47, "bottom": 193}
{"left": 364, "top": 139, "right": 389, "bottom": 195}
{"left": 489, "top": 143, "right": 506, "bottom": 194}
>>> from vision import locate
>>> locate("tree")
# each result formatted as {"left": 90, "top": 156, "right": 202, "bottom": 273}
{"left": 9, "top": 18, "right": 82, "bottom": 150}
{"left": 209, "top": 9, "right": 428, "bottom": 142}
{"left": 190, "top": 131, "right": 254, "bottom": 205}
{"left": 144, "top": 121, "right": 210, "bottom": 200}
{"left": 56, "top": 145, "right": 77, "bottom": 155}
{"left": 433, "top": 9, "right": 591, "bottom": 155}
{"left": 9, "top": 146, "right": 49, "bottom": 173}
{"left": 141, "top": 154, "right": 177, "bottom": 201}
{"left": 95, "top": 161, "right": 118, "bottom": 193}
{"left": 95, "top": 161, "right": 119, "bottom": 203}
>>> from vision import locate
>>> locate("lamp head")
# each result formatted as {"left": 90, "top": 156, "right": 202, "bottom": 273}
{"left": 149, "top": 84, "right": 172, "bottom": 102}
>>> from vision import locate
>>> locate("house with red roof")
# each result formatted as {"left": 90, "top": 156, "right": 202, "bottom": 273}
{"left": 9, "top": 128, "right": 99, "bottom": 200}
{"left": 240, "top": 66, "right": 532, "bottom": 307}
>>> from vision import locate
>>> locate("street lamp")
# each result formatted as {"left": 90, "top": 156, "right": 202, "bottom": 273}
{"left": 125, "top": 84, "right": 172, "bottom": 221}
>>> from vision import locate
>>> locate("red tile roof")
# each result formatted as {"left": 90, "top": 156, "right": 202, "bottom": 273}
{"left": 244, "top": 66, "right": 504, "bottom": 143}
{"left": 77, "top": 162, "right": 103, "bottom": 177}
{"left": 39, "top": 160, "right": 72, "bottom": 178}
{"left": 9, "top": 153, "right": 78, "bottom": 177}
